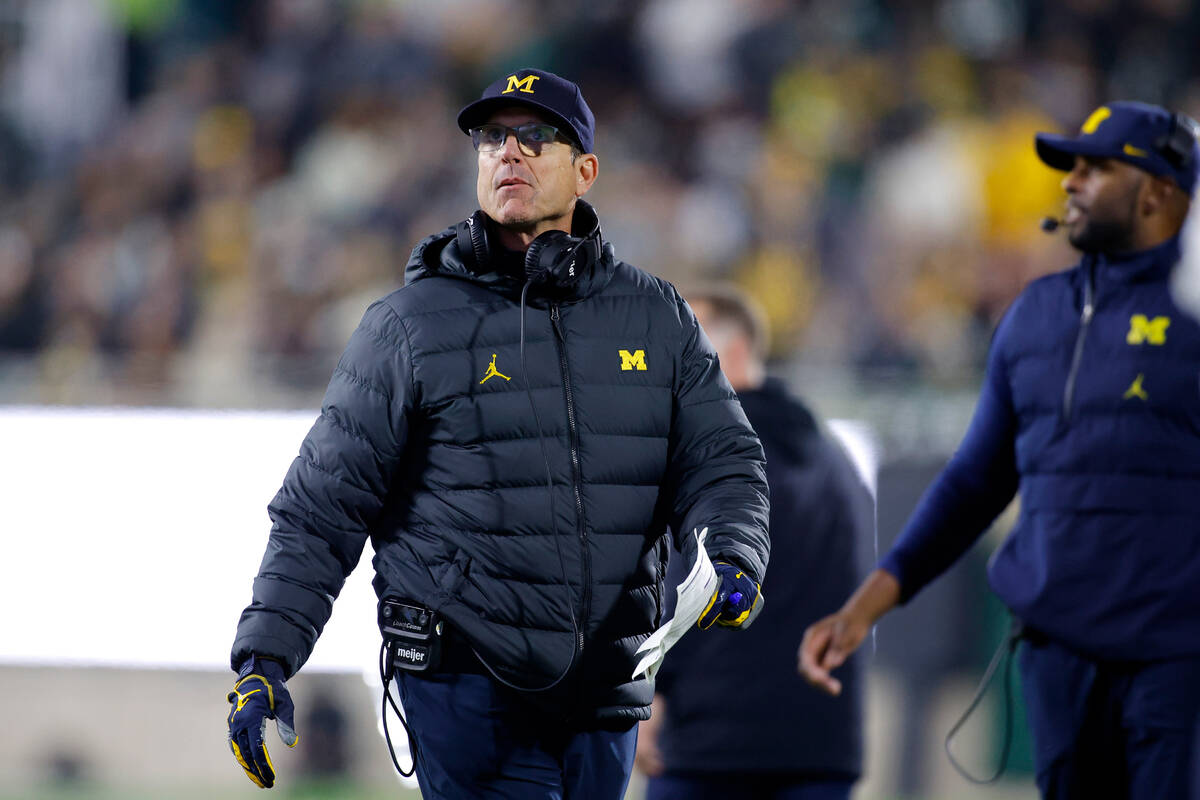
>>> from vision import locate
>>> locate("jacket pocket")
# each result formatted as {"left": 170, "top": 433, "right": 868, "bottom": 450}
{"left": 430, "top": 549, "right": 473, "bottom": 609}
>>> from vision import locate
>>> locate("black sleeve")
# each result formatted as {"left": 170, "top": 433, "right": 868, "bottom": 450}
{"left": 230, "top": 300, "right": 415, "bottom": 676}
{"left": 663, "top": 294, "right": 770, "bottom": 582}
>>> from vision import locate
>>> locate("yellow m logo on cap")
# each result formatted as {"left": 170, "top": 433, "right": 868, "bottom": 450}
{"left": 1127, "top": 314, "right": 1170, "bottom": 345}
{"left": 503, "top": 74, "right": 540, "bottom": 94}
{"left": 1081, "top": 106, "right": 1111, "bottom": 135}
{"left": 619, "top": 349, "right": 647, "bottom": 371}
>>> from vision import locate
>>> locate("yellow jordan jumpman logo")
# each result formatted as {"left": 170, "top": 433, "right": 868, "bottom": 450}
{"left": 233, "top": 688, "right": 261, "bottom": 713}
{"left": 479, "top": 353, "right": 511, "bottom": 384}
{"left": 1123, "top": 373, "right": 1148, "bottom": 401}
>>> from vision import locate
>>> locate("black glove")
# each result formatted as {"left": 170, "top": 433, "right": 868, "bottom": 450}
{"left": 226, "top": 655, "right": 299, "bottom": 788}
{"left": 697, "top": 561, "right": 763, "bottom": 630}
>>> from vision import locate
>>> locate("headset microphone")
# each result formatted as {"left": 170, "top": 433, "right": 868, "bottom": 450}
{"left": 1040, "top": 216, "right": 1063, "bottom": 233}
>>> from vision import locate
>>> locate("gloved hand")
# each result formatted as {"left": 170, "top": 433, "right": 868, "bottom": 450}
{"left": 697, "top": 561, "right": 763, "bottom": 630}
{"left": 226, "top": 655, "right": 299, "bottom": 788}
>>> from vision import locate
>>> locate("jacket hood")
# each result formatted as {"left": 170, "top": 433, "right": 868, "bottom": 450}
{"left": 404, "top": 203, "right": 618, "bottom": 304}
{"left": 737, "top": 378, "right": 819, "bottom": 466}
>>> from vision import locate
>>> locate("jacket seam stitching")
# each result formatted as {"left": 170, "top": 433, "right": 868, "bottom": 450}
{"left": 331, "top": 367, "right": 388, "bottom": 402}
{"left": 320, "top": 410, "right": 379, "bottom": 453}
{"left": 299, "top": 452, "right": 372, "bottom": 496}
{"left": 373, "top": 301, "right": 417, "bottom": 406}
{"left": 678, "top": 396, "right": 734, "bottom": 411}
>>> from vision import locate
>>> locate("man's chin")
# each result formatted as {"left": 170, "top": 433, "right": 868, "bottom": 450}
{"left": 487, "top": 203, "right": 537, "bottom": 230}
{"left": 1068, "top": 221, "right": 1135, "bottom": 254}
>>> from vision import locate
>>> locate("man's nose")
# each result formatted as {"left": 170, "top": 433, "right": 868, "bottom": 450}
{"left": 1061, "top": 170, "right": 1079, "bottom": 194}
{"left": 500, "top": 132, "right": 524, "bottom": 161}
{"left": 1061, "top": 161, "right": 1084, "bottom": 194}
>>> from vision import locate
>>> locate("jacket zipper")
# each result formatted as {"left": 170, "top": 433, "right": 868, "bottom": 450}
{"left": 550, "top": 303, "right": 590, "bottom": 655}
{"left": 1062, "top": 261, "right": 1095, "bottom": 422}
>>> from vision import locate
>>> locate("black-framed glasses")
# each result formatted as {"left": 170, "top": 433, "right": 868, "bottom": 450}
{"left": 469, "top": 123, "right": 568, "bottom": 156}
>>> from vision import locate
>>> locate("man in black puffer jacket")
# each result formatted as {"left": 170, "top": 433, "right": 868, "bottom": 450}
{"left": 226, "top": 68, "right": 770, "bottom": 799}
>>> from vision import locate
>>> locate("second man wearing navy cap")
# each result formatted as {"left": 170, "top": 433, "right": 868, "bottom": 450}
{"left": 801, "top": 100, "right": 1200, "bottom": 800}
{"left": 225, "top": 67, "right": 770, "bottom": 798}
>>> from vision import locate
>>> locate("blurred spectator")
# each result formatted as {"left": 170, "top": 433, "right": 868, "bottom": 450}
{"left": 637, "top": 283, "right": 873, "bottom": 800}
{"left": 7, "top": 0, "right": 123, "bottom": 172}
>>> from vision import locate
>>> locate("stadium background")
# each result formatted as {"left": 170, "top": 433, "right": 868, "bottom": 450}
{"left": 1, "top": 0, "right": 1197, "bottom": 798}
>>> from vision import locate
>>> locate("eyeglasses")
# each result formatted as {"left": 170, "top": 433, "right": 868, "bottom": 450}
{"left": 469, "top": 123, "right": 569, "bottom": 156}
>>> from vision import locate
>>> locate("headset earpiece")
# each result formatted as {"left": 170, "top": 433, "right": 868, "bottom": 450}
{"left": 1155, "top": 112, "right": 1199, "bottom": 170}
{"left": 522, "top": 200, "right": 602, "bottom": 288}
{"left": 457, "top": 202, "right": 602, "bottom": 286}
{"left": 454, "top": 211, "right": 491, "bottom": 273}
{"left": 524, "top": 231, "right": 573, "bottom": 286}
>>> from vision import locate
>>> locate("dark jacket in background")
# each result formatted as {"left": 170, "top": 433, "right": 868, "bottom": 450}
{"left": 656, "top": 378, "right": 871, "bottom": 776}
{"left": 230, "top": 212, "right": 770, "bottom": 728}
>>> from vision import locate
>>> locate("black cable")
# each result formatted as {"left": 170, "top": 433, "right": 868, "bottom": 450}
{"left": 378, "top": 640, "right": 418, "bottom": 778}
{"left": 944, "top": 617, "right": 1023, "bottom": 784}
{"left": 464, "top": 279, "right": 580, "bottom": 693}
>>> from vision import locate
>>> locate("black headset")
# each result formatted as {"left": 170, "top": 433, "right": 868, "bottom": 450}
{"left": 1155, "top": 111, "right": 1200, "bottom": 170}
{"left": 454, "top": 199, "right": 603, "bottom": 289}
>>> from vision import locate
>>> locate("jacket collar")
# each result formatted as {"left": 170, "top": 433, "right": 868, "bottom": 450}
{"left": 1091, "top": 235, "right": 1180, "bottom": 283}
{"left": 404, "top": 208, "right": 617, "bottom": 306}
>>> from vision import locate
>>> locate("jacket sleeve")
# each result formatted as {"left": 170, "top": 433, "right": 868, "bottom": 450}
{"left": 663, "top": 294, "right": 770, "bottom": 583}
{"left": 878, "top": 310, "right": 1019, "bottom": 603}
{"left": 230, "top": 300, "right": 415, "bottom": 676}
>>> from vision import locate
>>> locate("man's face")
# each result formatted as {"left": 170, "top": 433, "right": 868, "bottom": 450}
{"left": 1061, "top": 156, "right": 1147, "bottom": 253}
{"left": 475, "top": 107, "right": 592, "bottom": 235}
{"left": 690, "top": 299, "right": 752, "bottom": 392}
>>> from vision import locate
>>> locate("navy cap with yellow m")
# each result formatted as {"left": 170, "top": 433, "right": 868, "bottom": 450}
{"left": 1035, "top": 101, "right": 1200, "bottom": 196}
{"left": 457, "top": 67, "right": 595, "bottom": 155}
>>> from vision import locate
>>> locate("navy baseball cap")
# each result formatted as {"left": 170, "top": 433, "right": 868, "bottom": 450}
{"left": 457, "top": 67, "right": 595, "bottom": 154}
{"left": 1035, "top": 101, "right": 1199, "bottom": 195}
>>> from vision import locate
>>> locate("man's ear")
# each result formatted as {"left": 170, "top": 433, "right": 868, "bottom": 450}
{"left": 575, "top": 153, "right": 599, "bottom": 197}
{"left": 1142, "top": 176, "right": 1174, "bottom": 216}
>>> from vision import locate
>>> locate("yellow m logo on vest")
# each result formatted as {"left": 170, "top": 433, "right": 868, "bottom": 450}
{"left": 503, "top": 74, "right": 540, "bottom": 94}
{"left": 1126, "top": 314, "right": 1170, "bottom": 345}
{"left": 619, "top": 349, "right": 647, "bottom": 371}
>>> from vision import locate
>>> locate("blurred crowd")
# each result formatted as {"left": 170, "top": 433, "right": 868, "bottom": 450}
{"left": 0, "top": 0, "right": 1198, "bottom": 408}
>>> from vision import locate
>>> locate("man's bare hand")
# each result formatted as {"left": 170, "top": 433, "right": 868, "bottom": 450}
{"left": 798, "top": 612, "right": 869, "bottom": 696}
{"left": 797, "top": 569, "right": 902, "bottom": 696}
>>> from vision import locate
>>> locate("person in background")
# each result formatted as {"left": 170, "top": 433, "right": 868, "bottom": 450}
{"left": 638, "top": 283, "right": 872, "bottom": 800}
{"left": 800, "top": 101, "right": 1200, "bottom": 800}
{"left": 225, "top": 67, "right": 770, "bottom": 799}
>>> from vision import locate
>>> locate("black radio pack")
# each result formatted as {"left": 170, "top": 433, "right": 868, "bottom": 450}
{"left": 379, "top": 599, "right": 442, "bottom": 674}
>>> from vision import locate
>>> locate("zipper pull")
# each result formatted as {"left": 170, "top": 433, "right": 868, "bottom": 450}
{"left": 550, "top": 304, "right": 564, "bottom": 338}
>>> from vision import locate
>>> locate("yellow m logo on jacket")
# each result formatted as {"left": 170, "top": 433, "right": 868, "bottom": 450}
{"left": 619, "top": 349, "right": 647, "bottom": 371}
{"left": 1126, "top": 315, "right": 1170, "bottom": 345}
{"left": 503, "top": 74, "right": 540, "bottom": 94}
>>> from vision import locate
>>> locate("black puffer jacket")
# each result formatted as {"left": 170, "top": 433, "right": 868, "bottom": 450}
{"left": 231, "top": 211, "right": 770, "bottom": 726}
